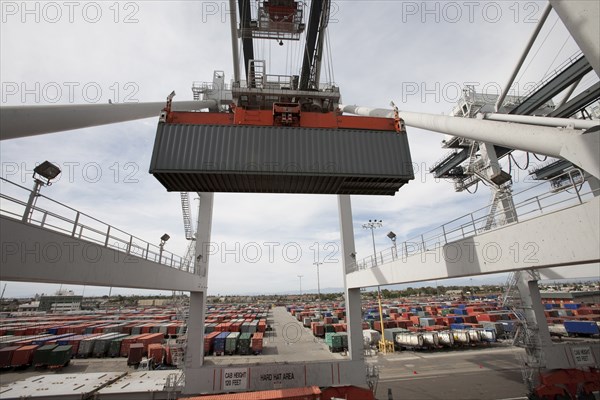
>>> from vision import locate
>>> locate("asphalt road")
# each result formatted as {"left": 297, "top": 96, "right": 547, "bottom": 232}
{"left": 369, "top": 346, "right": 528, "bottom": 400}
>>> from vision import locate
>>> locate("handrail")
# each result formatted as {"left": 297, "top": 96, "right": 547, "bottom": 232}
{"left": 350, "top": 169, "right": 596, "bottom": 272}
{"left": 0, "top": 177, "right": 194, "bottom": 273}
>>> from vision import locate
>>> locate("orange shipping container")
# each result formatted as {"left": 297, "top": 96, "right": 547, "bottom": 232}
{"left": 10, "top": 345, "right": 38, "bottom": 367}
{"left": 147, "top": 343, "right": 164, "bottom": 364}
{"left": 251, "top": 332, "right": 263, "bottom": 355}
{"left": 139, "top": 333, "right": 163, "bottom": 352}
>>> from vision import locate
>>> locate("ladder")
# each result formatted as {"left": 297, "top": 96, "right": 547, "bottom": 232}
{"left": 483, "top": 191, "right": 500, "bottom": 231}
{"left": 180, "top": 192, "right": 194, "bottom": 240}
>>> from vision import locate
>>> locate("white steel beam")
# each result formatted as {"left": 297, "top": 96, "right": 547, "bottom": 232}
{"left": 338, "top": 195, "right": 365, "bottom": 367}
{"left": 346, "top": 197, "right": 600, "bottom": 289}
{"left": 186, "top": 192, "right": 214, "bottom": 373}
{"left": 479, "top": 112, "right": 599, "bottom": 130}
{"left": 0, "top": 216, "right": 204, "bottom": 291}
{"left": 0, "top": 100, "right": 218, "bottom": 140}
{"left": 340, "top": 105, "right": 600, "bottom": 179}
{"left": 550, "top": 0, "right": 600, "bottom": 77}
{"left": 495, "top": 3, "right": 552, "bottom": 112}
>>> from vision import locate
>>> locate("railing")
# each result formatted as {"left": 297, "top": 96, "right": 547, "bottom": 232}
{"left": 520, "top": 51, "right": 585, "bottom": 101}
{"left": 350, "top": 169, "right": 596, "bottom": 272}
{"left": 0, "top": 177, "right": 195, "bottom": 273}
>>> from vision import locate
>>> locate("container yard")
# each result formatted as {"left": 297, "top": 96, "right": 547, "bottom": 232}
{"left": 0, "top": 293, "right": 598, "bottom": 399}
{"left": 0, "top": 295, "right": 597, "bottom": 373}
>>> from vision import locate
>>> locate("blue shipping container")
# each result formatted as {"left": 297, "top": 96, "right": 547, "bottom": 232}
{"left": 213, "top": 332, "right": 229, "bottom": 354}
{"left": 564, "top": 321, "right": 599, "bottom": 336}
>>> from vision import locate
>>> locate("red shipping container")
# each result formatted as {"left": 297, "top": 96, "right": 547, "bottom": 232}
{"left": 311, "top": 322, "right": 324, "bottom": 337}
{"left": 396, "top": 320, "right": 411, "bottom": 329}
{"left": 11, "top": 345, "right": 38, "bottom": 367}
{"left": 257, "top": 320, "right": 267, "bottom": 333}
{"left": 139, "top": 333, "right": 163, "bottom": 353}
{"left": 204, "top": 331, "right": 220, "bottom": 354}
{"left": 251, "top": 332, "right": 263, "bottom": 354}
{"left": 120, "top": 334, "right": 149, "bottom": 357}
{"left": 476, "top": 314, "right": 501, "bottom": 322}
{"left": 0, "top": 346, "right": 20, "bottom": 368}
{"left": 147, "top": 343, "right": 164, "bottom": 364}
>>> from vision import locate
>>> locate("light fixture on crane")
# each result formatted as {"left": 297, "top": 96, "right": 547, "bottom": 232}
{"left": 158, "top": 233, "right": 170, "bottom": 263}
{"left": 22, "top": 161, "right": 61, "bottom": 223}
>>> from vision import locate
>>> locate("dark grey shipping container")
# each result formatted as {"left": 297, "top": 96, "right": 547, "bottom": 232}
{"left": 149, "top": 124, "right": 414, "bottom": 195}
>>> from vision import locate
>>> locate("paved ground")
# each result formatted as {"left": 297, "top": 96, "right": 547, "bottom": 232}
{"left": 369, "top": 346, "right": 528, "bottom": 400}
{"left": 206, "top": 306, "right": 345, "bottom": 365}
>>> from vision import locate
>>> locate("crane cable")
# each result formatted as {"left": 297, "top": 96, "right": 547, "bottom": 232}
{"left": 465, "top": 181, "right": 479, "bottom": 194}
{"left": 517, "top": 15, "right": 560, "bottom": 83}
{"left": 509, "top": 152, "right": 530, "bottom": 171}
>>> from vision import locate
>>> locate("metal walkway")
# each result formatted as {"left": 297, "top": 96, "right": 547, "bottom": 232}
{"left": 0, "top": 178, "right": 203, "bottom": 291}
{"left": 348, "top": 170, "right": 600, "bottom": 288}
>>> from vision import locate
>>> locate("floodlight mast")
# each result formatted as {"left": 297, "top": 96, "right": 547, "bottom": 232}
{"left": 22, "top": 161, "right": 61, "bottom": 223}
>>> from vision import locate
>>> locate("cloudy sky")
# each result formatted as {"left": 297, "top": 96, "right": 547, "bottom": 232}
{"left": 1, "top": 0, "right": 596, "bottom": 298}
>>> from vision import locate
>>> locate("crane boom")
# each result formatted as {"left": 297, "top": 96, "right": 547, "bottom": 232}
{"left": 299, "top": 0, "right": 330, "bottom": 90}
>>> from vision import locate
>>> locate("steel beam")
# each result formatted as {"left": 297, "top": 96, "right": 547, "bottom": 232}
{"left": 0, "top": 216, "right": 204, "bottom": 291}
{"left": 345, "top": 197, "right": 600, "bottom": 288}
{"left": 550, "top": 0, "right": 600, "bottom": 77}
{"left": 548, "top": 82, "right": 600, "bottom": 118}
{"left": 508, "top": 55, "right": 592, "bottom": 116}
{"left": 0, "top": 100, "right": 217, "bottom": 140}
{"left": 338, "top": 195, "right": 365, "bottom": 369}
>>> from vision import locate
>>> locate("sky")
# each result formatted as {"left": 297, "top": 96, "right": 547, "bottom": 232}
{"left": 0, "top": 0, "right": 597, "bottom": 298}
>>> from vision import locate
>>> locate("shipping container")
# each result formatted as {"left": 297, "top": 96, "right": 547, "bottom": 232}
{"left": 226, "top": 332, "right": 240, "bottom": 355}
{"left": 329, "top": 333, "right": 347, "bottom": 352}
{"left": 127, "top": 343, "right": 144, "bottom": 365}
{"left": 149, "top": 124, "right": 414, "bottom": 195}
{"left": 47, "top": 345, "right": 72, "bottom": 368}
{"left": 237, "top": 333, "right": 252, "bottom": 355}
{"left": 213, "top": 332, "right": 229, "bottom": 356}
{"left": 564, "top": 320, "right": 600, "bottom": 336}
{"left": 11, "top": 345, "right": 38, "bottom": 368}
{"left": 0, "top": 346, "right": 20, "bottom": 368}
{"left": 78, "top": 336, "right": 99, "bottom": 358}
{"left": 251, "top": 332, "right": 263, "bottom": 355}
{"left": 139, "top": 333, "right": 163, "bottom": 353}
{"left": 147, "top": 343, "right": 164, "bottom": 364}
{"left": 33, "top": 344, "right": 59, "bottom": 367}
{"left": 204, "top": 331, "right": 221, "bottom": 354}
{"left": 93, "top": 333, "right": 129, "bottom": 357}
{"left": 363, "top": 329, "right": 380, "bottom": 346}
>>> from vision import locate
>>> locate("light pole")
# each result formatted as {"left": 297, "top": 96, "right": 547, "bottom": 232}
{"left": 297, "top": 275, "right": 304, "bottom": 296}
{"left": 387, "top": 231, "right": 397, "bottom": 259}
{"left": 159, "top": 233, "right": 170, "bottom": 263}
{"left": 363, "top": 219, "right": 383, "bottom": 266}
{"left": 23, "top": 161, "right": 61, "bottom": 223}
{"left": 313, "top": 261, "right": 323, "bottom": 301}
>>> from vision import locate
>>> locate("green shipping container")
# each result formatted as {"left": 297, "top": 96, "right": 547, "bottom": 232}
{"left": 237, "top": 333, "right": 252, "bottom": 355}
{"left": 108, "top": 336, "right": 129, "bottom": 358}
{"left": 225, "top": 332, "right": 240, "bottom": 355}
{"left": 325, "top": 332, "right": 336, "bottom": 347}
{"left": 329, "top": 333, "right": 347, "bottom": 353}
{"left": 33, "top": 344, "right": 59, "bottom": 367}
{"left": 48, "top": 345, "right": 72, "bottom": 368}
